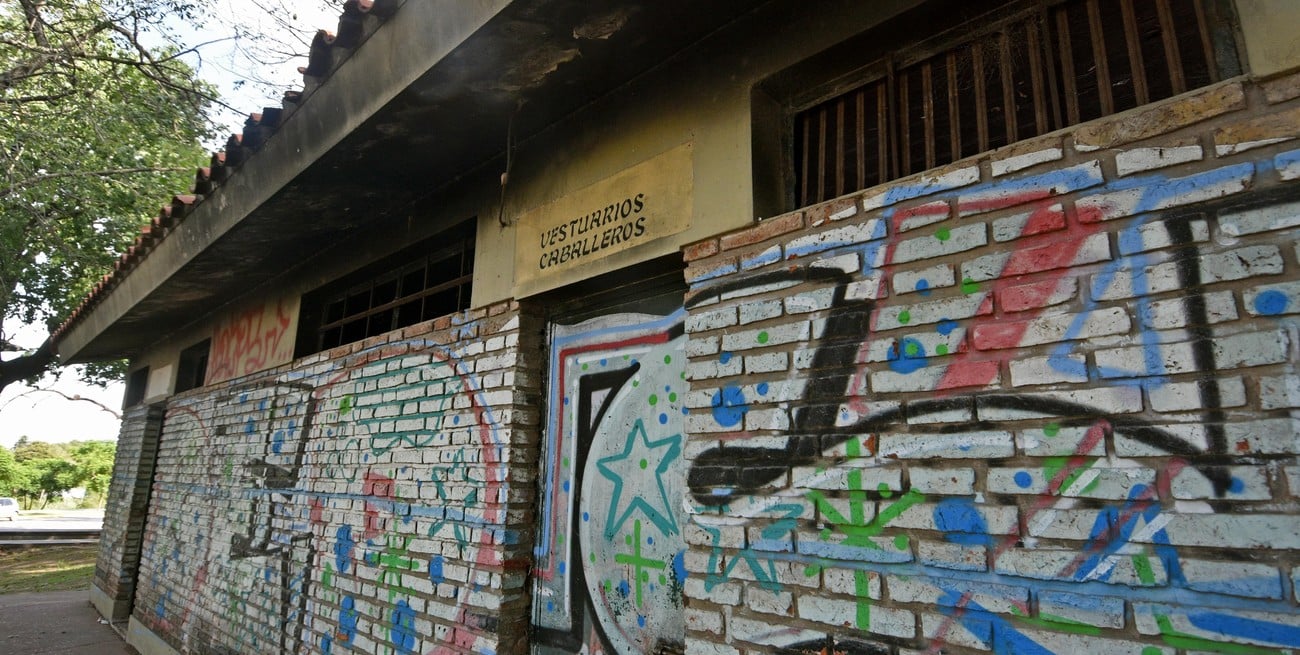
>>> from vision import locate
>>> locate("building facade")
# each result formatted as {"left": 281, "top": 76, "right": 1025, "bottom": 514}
{"left": 59, "top": 0, "right": 1300, "bottom": 653}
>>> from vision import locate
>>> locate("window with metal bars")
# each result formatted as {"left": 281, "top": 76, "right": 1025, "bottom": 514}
{"left": 792, "top": 0, "right": 1240, "bottom": 208}
{"left": 295, "top": 219, "right": 476, "bottom": 356}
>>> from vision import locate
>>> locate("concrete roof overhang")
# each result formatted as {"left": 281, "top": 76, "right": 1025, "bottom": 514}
{"left": 56, "top": 0, "right": 764, "bottom": 363}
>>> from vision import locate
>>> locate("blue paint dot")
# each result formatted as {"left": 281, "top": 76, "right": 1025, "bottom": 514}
{"left": 888, "top": 337, "right": 927, "bottom": 374}
{"left": 637, "top": 615, "right": 647, "bottom": 628}
{"left": 665, "top": 385, "right": 672, "bottom": 392}
{"left": 756, "top": 382, "right": 769, "bottom": 395}
{"left": 558, "top": 561, "right": 566, "bottom": 574}
{"left": 647, "top": 536, "right": 654, "bottom": 545}
{"left": 547, "top": 601, "right": 554, "bottom": 612}
{"left": 682, "top": 407, "right": 689, "bottom": 415}
{"left": 1014, "top": 471, "right": 1033, "bottom": 488}
{"left": 720, "top": 351, "right": 733, "bottom": 364}
{"left": 563, "top": 396, "right": 570, "bottom": 405}
{"left": 453, "top": 415, "right": 461, "bottom": 425}
{"left": 673, "top": 550, "right": 688, "bottom": 582}
{"left": 582, "top": 511, "right": 589, "bottom": 522}
{"left": 562, "top": 480, "right": 570, "bottom": 492}
{"left": 915, "top": 279, "right": 932, "bottom": 296}
{"left": 1230, "top": 477, "right": 1245, "bottom": 494}
{"left": 428, "top": 555, "right": 445, "bottom": 583}
{"left": 937, "top": 319, "right": 959, "bottom": 335}
{"left": 710, "top": 385, "right": 749, "bottom": 427}
{"left": 618, "top": 580, "right": 631, "bottom": 597}
{"left": 658, "top": 413, "right": 668, "bottom": 425}
{"left": 1255, "top": 290, "right": 1289, "bottom": 316}
{"left": 600, "top": 358, "right": 607, "bottom": 366}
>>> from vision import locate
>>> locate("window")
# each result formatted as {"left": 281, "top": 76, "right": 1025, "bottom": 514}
{"left": 175, "top": 339, "right": 211, "bottom": 393}
{"left": 790, "top": 0, "right": 1240, "bottom": 207}
{"left": 295, "top": 219, "right": 476, "bottom": 355}
{"left": 124, "top": 366, "right": 149, "bottom": 408}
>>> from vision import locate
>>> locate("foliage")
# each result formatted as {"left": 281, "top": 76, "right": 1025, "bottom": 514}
{"left": 0, "top": 439, "right": 115, "bottom": 507}
{"left": 0, "top": 0, "right": 214, "bottom": 391}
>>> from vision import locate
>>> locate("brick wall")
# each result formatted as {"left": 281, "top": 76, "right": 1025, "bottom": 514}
{"left": 129, "top": 300, "right": 543, "bottom": 655}
{"left": 679, "top": 74, "right": 1300, "bottom": 654}
{"left": 93, "top": 403, "right": 164, "bottom": 620}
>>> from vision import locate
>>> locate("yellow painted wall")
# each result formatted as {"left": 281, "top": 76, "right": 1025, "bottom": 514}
{"left": 1236, "top": 0, "right": 1300, "bottom": 77}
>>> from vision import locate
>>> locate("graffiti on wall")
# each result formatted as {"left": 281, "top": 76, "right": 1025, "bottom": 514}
{"left": 205, "top": 297, "right": 300, "bottom": 384}
{"left": 682, "top": 163, "right": 1300, "bottom": 653}
{"left": 139, "top": 315, "right": 517, "bottom": 655}
{"left": 532, "top": 308, "right": 690, "bottom": 654}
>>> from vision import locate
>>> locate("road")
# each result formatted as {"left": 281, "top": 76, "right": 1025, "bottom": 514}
{"left": 0, "top": 508, "right": 104, "bottom": 533}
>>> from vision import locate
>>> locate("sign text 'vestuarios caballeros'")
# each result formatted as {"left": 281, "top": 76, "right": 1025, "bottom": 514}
{"left": 515, "top": 143, "right": 693, "bottom": 289}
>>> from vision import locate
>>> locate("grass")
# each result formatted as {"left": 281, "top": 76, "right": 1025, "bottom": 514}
{"left": 0, "top": 545, "right": 98, "bottom": 594}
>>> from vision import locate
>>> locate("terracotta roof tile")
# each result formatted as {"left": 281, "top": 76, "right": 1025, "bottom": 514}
{"left": 51, "top": 2, "right": 401, "bottom": 345}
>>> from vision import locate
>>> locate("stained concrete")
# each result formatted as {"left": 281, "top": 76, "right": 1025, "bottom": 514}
{"left": 0, "top": 590, "right": 135, "bottom": 654}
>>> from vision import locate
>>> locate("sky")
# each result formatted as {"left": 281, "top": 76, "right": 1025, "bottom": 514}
{"left": 0, "top": 2, "right": 341, "bottom": 449}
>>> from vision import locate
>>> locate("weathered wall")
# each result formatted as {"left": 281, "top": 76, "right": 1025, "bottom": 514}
{"left": 205, "top": 296, "right": 300, "bottom": 385}
{"left": 128, "top": 300, "right": 543, "bottom": 655}
{"left": 92, "top": 403, "right": 165, "bottom": 621}
{"left": 677, "top": 74, "right": 1300, "bottom": 654}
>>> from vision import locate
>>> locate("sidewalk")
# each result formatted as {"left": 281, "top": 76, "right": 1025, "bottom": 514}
{"left": 0, "top": 590, "right": 135, "bottom": 654}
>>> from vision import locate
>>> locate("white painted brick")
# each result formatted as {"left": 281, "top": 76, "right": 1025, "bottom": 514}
{"left": 920, "top": 611, "right": 992, "bottom": 650}
{"left": 895, "top": 200, "right": 951, "bottom": 232}
{"left": 1017, "top": 425, "right": 1107, "bottom": 457}
{"left": 684, "top": 606, "right": 723, "bottom": 634}
{"left": 1114, "top": 418, "right": 1298, "bottom": 456}
{"left": 809, "top": 252, "right": 863, "bottom": 274}
{"left": 908, "top": 468, "right": 976, "bottom": 495}
{"left": 1009, "top": 354, "right": 1088, "bottom": 387}
{"left": 784, "top": 288, "right": 836, "bottom": 314}
{"left": 978, "top": 307, "right": 1130, "bottom": 350}
{"left": 685, "top": 642, "right": 738, "bottom": 655}
{"left": 685, "top": 578, "right": 741, "bottom": 605}
{"left": 1276, "top": 149, "right": 1300, "bottom": 181}
{"left": 870, "top": 365, "right": 954, "bottom": 394}
{"left": 1245, "top": 280, "right": 1300, "bottom": 316}
{"left": 1146, "top": 513, "right": 1300, "bottom": 549}
{"left": 1172, "top": 465, "right": 1269, "bottom": 500}
{"left": 1216, "top": 200, "right": 1300, "bottom": 240}
{"left": 793, "top": 463, "right": 901, "bottom": 492}
{"left": 988, "top": 465, "right": 1155, "bottom": 499}
{"left": 745, "top": 587, "right": 794, "bottom": 616}
{"left": 1037, "top": 591, "right": 1124, "bottom": 628}
{"left": 740, "top": 244, "right": 782, "bottom": 270}
{"left": 743, "top": 407, "right": 790, "bottom": 431}
{"left": 688, "top": 336, "right": 720, "bottom": 357}
{"left": 1118, "top": 217, "right": 1209, "bottom": 256}
{"left": 1135, "top": 604, "right": 1300, "bottom": 649}
{"left": 720, "top": 322, "right": 810, "bottom": 352}
{"left": 887, "top": 575, "right": 1028, "bottom": 614}
{"left": 844, "top": 273, "right": 887, "bottom": 300}
{"left": 823, "top": 567, "right": 882, "bottom": 598}
{"left": 1025, "top": 508, "right": 1109, "bottom": 541}
{"left": 959, "top": 161, "right": 1104, "bottom": 218}
{"left": 966, "top": 233, "right": 1109, "bottom": 283}
{"left": 992, "top": 203, "right": 1065, "bottom": 242}
{"left": 917, "top": 540, "right": 986, "bottom": 571}
{"left": 1141, "top": 290, "right": 1238, "bottom": 329}
{"left": 991, "top": 147, "right": 1063, "bottom": 176}
{"left": 862, "top": 165, "right": 979, "bottom": 212}
{"left": 891, "top": 223, "right": 988, "bottom": 264}
{"left": 738, "top": 299, "right": 782, "bottom": 325}
{"left": 743, "top": 352, "right": 788, "bottom": 374}
{"left": 1092, "top": 246, "right": 1283, "bottom": 301}
{"left": 1075, "top": 163, "right": 1253, "bottom": 222}
{"left": 1148, "top": 377, "right": 1246, "bottom": 412}
{"left": 905, "top": 400, "right": 972, "bottom": 425}
{"left": 1179, "top": 559, "right": 1283, "bottom": 599}
{"left": 892, "top": 501, "right": 1018, "bottom": 535}
{"left": 1115, "top": 144, "right": 1204, "bottom": 176}
{"left": 1260, "top": 375, "right": 1300, "bottom": 409}
{"left": 784, "top": 220, "right": 887, "bottom": 259}
{"left": 874, "top": 293, "right": 991, "bottom": 332}
{"left": 893, "top": 264, "right": 956, "bottom": 296}
{"left": 688, "top": 307, "right": 738, "bottom": 332}
{"left": 1095, "top": 331, "right": 1289, "bottom": 379}
{"left": 995, "top": 547, "right": 1166, "bottom": 586}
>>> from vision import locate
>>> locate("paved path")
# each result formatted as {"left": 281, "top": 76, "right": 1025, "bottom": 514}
{"left": 0, "top": 590, "right": 134, "bottom": 654}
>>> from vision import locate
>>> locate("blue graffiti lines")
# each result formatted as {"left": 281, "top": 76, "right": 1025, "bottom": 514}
{"left": 595, "top": 419, "right": 682, "bottom": 538}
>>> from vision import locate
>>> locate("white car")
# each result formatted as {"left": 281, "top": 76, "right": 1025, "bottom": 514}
{"left": 0, "top": 497, "right": 18, "bottom": 520}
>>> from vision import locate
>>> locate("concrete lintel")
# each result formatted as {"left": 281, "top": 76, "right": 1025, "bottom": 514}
{"left": 127, "top": 616, "right": 182, "bottom": 655}
{"left": 56, "top": 0, "right": 514, "bottom": 362}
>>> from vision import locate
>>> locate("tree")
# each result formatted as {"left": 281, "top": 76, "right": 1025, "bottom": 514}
{"left": 0, "top": 445, "right": 21, "bottom": 494}
{"left": 12, "top": 456, "right": 78, "bottom": 508}
{"left": 0, "top": 0, "right": 214, "bottom": 393}
{"left": 69, "top": 439, "right": 114, "bottom": 500}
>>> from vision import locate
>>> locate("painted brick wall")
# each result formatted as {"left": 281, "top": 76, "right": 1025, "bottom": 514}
{"left": 130, "top": 300, "right": 543, "bottom": 655}
{"left": 680, "top": 74, "right": 1300, "bottom": 654}
{"left": 93, "top": 403, "right": 164, "bottom": 620}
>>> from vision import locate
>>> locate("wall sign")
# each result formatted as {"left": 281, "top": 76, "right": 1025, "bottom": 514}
{"left": 515, "top": 143, "right": 693, "bottom": 291}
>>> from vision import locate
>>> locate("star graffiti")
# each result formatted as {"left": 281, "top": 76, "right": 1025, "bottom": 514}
{"left": 595, "top": 418, "right": 682, "bottom": 539}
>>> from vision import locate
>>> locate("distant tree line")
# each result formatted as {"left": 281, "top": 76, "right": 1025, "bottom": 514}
{"left": 0, "top": 437, "right": 115, "bottom": 509}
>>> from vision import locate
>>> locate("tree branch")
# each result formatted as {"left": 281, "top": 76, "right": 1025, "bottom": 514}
{"left": 2, "top": 166, "right": 190, "bottom": 197}
{"left": 0, "top": 385, "right": 122, "bottom": 420}
{"left": 0, "top": 338, "right": 54, "bottom": 394}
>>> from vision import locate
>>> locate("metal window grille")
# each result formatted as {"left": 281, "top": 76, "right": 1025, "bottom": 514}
{"left": 794, "top": 0, "right": 1236, "bottom": 207}
{"left": 307, "top": 221, "right": 475, "bottom": 353}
